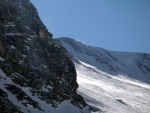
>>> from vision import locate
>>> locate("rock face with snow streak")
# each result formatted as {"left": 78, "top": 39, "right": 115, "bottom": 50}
{"left": 0, "top": 0, "right": 91, "bottom": 113}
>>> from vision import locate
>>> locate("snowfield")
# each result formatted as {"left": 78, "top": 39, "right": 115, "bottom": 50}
{"left": 56, "top": 38, "right": 150, "bottom": 113}
{"left": 75, "top": 60, "right": 150, "bottom": 113}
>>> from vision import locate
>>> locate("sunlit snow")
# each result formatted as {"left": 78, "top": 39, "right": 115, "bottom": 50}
{"left": 57, "top": 38, "right": 150, "bottom": 113}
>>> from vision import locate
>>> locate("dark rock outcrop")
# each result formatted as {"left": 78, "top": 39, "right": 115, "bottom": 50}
{"left": 0, "top": 0, "right": 89, "bottom": 112}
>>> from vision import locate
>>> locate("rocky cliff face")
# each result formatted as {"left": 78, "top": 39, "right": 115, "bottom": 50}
{"left": 0, "top": 0, "right": 91, "bottom": 113}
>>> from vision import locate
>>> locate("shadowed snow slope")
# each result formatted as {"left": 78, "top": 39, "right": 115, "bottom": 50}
{"left": 56, "top": 37, "right": 150, "bottom": 113}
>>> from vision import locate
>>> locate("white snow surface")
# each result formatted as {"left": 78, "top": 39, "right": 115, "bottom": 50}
{"left": 10, "top": 45, "right": 16, "bottom": 49}
{"left": 76, "top": 61, "right": 150, "bottom": 113}
{"left": 5, "top": 22, "right": 15, "bottom": 27}
{"left": 0, "top": 57, "right": 5, "bottom": 62}
{"left": 5, "top": 33, "right": 22, "bottom": 36}
{"left": 57, "top": 38, "right": 150, "bottom": 113}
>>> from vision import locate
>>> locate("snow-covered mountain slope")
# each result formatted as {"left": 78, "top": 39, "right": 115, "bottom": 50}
{"left": 56, "top": 37, "right": 150, "bottom": 113}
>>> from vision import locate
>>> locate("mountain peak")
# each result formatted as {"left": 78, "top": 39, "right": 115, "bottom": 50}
{"left": 0, "top": 1, "right": 93, "bottom": 113}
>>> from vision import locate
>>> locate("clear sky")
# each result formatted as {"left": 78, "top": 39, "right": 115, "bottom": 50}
{"left": 30, "top": 0, "right": 150, "bottom": 53}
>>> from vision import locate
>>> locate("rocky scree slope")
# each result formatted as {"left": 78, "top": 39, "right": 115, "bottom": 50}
{"left": 0, "top": 0, "right": 92, "bottom": 113}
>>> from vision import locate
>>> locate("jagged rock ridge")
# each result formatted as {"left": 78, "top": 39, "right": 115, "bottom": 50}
{"left": 0, "top": 0, "right": 92, "bottom": 113}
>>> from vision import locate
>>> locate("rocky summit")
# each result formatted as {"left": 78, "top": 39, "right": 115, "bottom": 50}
{"left": 0, "top": 0, "right": 93, "bottom": 113}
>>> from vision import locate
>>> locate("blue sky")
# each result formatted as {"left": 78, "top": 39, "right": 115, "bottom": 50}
{"left": 30, "top": 0, "right": 150, "bottom": 53}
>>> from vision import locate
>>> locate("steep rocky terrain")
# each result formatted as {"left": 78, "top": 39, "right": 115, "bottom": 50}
{"left": 0, "top": 0, "right": 93, "bottom": 113}
{"left": 56, "top": 37, "right": 150, "bottom": 113}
